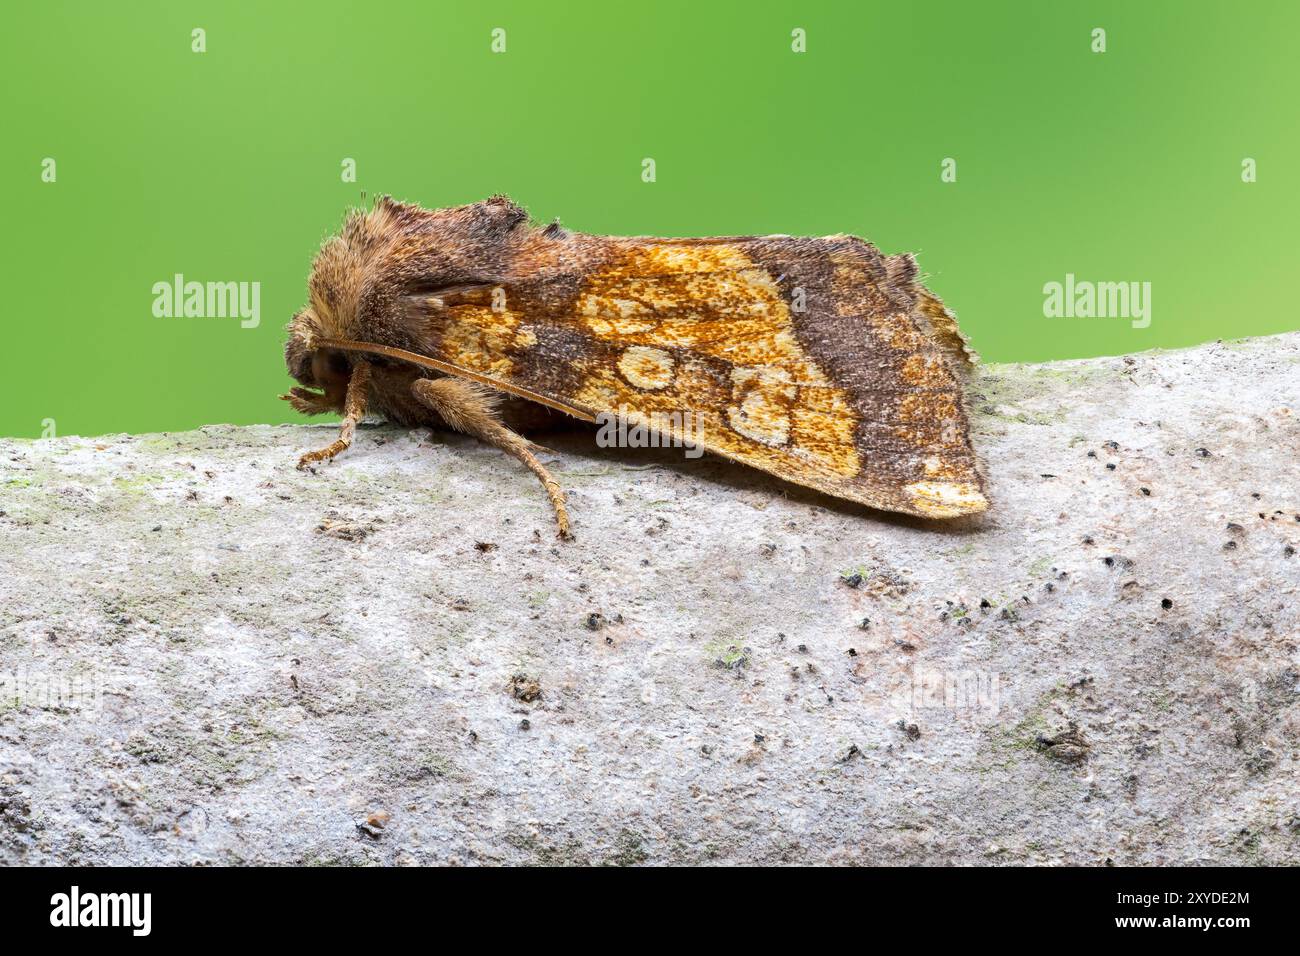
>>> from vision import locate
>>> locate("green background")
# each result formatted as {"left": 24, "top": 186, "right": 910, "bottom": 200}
{"left": 2, "top": 1, "right": 1296, "bottom": 438}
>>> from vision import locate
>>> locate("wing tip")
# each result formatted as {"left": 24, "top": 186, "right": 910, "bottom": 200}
{"left": 902, "top": 479, "right": 990, "bottom": 518}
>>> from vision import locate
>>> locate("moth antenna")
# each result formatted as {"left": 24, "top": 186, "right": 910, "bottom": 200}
{"left": 315, "top": 337, "right": 597, "bottom": 423}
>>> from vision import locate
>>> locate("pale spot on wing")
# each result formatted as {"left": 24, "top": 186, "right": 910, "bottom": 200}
{"left": 618, "top": 346, "right": 675, "bottom": 390}
{"left": 727, "top": 367, "right": 795, "bottom": 447}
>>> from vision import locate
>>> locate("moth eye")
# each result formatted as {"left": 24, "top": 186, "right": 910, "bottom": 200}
{"left": 310, "top": 349, "right": 352, "bottom": 386}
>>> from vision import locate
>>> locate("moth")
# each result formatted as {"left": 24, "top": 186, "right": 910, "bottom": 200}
{"left": 282, "top": 195, "right": 987, "bottom": 539}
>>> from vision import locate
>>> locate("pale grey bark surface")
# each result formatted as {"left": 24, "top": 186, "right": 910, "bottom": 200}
{"left": 1, "top": 334, "right": 1298, "bottom": 865}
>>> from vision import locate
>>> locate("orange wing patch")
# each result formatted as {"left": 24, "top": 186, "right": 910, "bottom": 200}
{"left": 566, "top": 243, "right": 867, "bottom": 484}
{"left": 412, "top": 287, "right": 534, "bottom": 381}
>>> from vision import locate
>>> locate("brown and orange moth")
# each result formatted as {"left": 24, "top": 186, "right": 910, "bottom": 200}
{"left": 282, "top": 195, "right": 987, "bottom": 539}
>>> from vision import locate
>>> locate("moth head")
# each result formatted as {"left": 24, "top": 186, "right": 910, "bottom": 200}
{"left": 284, "top": 308, "right": 323, "bottom": 385}
{"left": 282, "top": 307, "right": 357, "bottom": 414}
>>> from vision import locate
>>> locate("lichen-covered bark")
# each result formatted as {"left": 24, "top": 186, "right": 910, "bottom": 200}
{"left": 1, "top": 334, "right": 1297, "bottom": 865}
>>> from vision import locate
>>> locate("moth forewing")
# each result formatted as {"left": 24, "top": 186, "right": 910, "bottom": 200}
{"left": 284, "top": 195, "right": 987, "bottom": 536}
{"left": 400, "top": 224, "right": 987, "bottom": 518}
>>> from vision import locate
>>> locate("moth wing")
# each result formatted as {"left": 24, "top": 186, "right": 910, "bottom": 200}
{"left": 405, "top": 234, "right": 987, "bottom": 518}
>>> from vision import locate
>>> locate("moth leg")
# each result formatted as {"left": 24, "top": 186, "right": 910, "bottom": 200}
{"left": 411, "top": 377, "right": 573, "bottom": 540}
{"left": 280, "top": 387, "right": 335, "bottom": 416}
{"left": 296, "top": 359, "right": 372, "bottom": 469}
